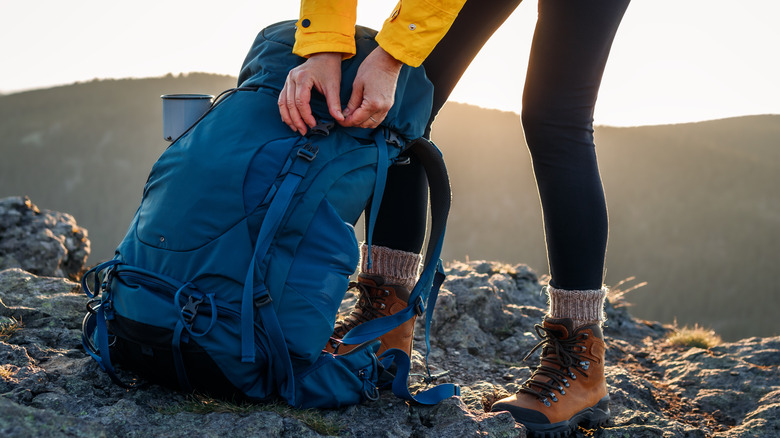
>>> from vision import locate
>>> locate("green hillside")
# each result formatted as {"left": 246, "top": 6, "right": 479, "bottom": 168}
{"left": 1, "top": 75, "right": 778, "bottom": 341}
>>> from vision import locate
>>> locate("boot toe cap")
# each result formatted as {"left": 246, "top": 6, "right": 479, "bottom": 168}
{"left": 491, "top": 401, "right": 551, "bottom": 424}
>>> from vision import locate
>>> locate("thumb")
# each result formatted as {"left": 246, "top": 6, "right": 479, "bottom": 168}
{"left": 342, "top": 81, "right": 364, "bottom": 123}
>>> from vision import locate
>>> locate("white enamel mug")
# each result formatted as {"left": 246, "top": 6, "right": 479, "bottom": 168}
{"left": 161, "top": 94, "right": 214, "bottom": 142}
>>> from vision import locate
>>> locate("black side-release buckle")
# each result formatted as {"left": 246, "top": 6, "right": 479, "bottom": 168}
{"left": 297, "top": 143, "right": 319, "bottom": 161}
{"left": 414, "top": 297, "right": 425, "bottom": 316}
{"left": 181, "top": 295, "right": 204, "bottom": 325}
{"left": 385, "top": 130, "right": 403, "bottom": 148}
{"left": 308, "top": 120, "right": 336, "bottom": 137}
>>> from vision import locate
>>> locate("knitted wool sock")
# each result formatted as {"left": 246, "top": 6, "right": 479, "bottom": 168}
{"left": 546, "top": 285, "right": 608, "bottom": 329}
{"left": 360, "top": 244, "right": 422, "bottom": 290}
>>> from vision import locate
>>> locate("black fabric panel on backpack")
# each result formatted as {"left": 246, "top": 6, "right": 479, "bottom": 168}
{"left": 109, "top": 315, "right": 267, "bottom": 402}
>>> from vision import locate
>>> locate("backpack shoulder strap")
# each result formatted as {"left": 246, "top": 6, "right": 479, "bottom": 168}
{"left": 340, "top": 137, "right": 459, "bottom": 404}
{"left": 340, "top": 137, "right": 451, "bottom": 346}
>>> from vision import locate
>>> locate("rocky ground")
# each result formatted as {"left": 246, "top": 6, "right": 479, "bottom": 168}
{"left": 1, "top": 197, "right": 779, "bottom": 437}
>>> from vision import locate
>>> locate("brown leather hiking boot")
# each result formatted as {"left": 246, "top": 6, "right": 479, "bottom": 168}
{"left": 491, "top": 318, "right": 610, "bottom": 438}
{"left": 325, "top": 274, "right": 416, "bottom": 357}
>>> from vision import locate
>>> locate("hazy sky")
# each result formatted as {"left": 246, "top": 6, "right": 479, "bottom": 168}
{"left": 2, "top": 0, "right": 778, "bottom": 126}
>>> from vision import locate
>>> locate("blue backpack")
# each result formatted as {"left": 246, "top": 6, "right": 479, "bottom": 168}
{"left": 81, "top": 20, "right": 458, "bottom": 409}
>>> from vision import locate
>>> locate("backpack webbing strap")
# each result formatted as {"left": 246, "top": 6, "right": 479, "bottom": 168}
{"left": 339, "top": 137, "right": 450, "bottom": 347}
{"left": 380, "top": 348, "right": 460, "bottom": 404}
{"left": 81, "top": 259, "right": 140, "bottom": 388}
{"left": 339, "top": 138, "right": 453, "bottom": 398}
{"left": 171, "top": 320, "right": 192, "bottom": 392}
{"left": 363, "top": 128, "right": 390, "bottom": 270}
{"left": 240, "top": 144, "right": 317, "bottom": 403}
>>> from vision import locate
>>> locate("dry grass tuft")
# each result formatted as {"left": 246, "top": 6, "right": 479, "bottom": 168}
{"left": 668, "top": 323, "right": 722, "bottom": 349}
{"left": 0, "top": 316, "right": 22, "bottom": 342}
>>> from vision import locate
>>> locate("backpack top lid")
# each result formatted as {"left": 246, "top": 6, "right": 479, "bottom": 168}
{"left": 237, "top": 20, "right": 434, "bottom": 142}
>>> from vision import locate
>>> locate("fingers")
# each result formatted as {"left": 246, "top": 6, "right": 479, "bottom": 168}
{"left": 278, "top": 71, "right": 310, "bottom": 135}
{"left": 321, "top": 78, "right": 345, "bottom": 123}
{"left": 294, "top": 76, "right": 318, "bottom": 130}
{"left": 340, "top": 46, "right": 402, "bottom": 129}
{"left": 278, "top": 49, "right": 400, "bottom": 133}
{"left": 278, "top": 53, "right": 343, "bottom": 135}
{"left": 341, "top": 84, "right": 390, "bottom": 129}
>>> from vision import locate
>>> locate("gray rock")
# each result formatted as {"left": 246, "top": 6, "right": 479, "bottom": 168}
{"left": 0, "top": 197, "right": 90, "bottom": 280}
{"left": 2, "top": 254, "right": 779, "bottom": 437}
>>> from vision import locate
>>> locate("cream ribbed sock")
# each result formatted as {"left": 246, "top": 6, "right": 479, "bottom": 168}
{"left": 546, "top": 285, "right": 608, "bottom": 329}
{"left": 360, "top": 244, "right": 422, "bottom": 290}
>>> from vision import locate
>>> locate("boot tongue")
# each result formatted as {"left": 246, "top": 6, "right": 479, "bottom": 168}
{"left": 542, "top": 317, "right": 575, "bottom": 339}
{"left": 357, "top": 274, "right": 385, "bottom": 287}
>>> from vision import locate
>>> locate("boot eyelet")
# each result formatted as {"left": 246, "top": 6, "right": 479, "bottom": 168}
{"left": 542, "top": 398, "right": 551, "bottom": 407}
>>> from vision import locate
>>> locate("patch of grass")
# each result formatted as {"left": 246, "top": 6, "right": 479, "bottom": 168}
{"left": 0, "top": 316, "right": 22, "bottom": 342}
{"left": 153, "top": 394, "right": 344, "bottom": 436}
{"left": 668, "top": 323, "right": 722, "bottom": 349}
{"left": 0, "top": 365, "right": 13, "bottom": 380}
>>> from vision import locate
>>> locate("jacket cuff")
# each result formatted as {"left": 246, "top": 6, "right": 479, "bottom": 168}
{"left": 293, "top": 13, "right": 357, "bottom": 58}
{"left": 375, "top": 0, "right": 463, "bottom": 67}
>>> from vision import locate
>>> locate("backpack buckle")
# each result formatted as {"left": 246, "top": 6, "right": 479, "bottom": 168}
{"left": 254, "top": 293, "right": 273, "bottom": 308}
{"left": 308, "top": 120, "right": 335, "bottom": 137}
{"left": 385, "top": 130, "right": 403, "bottom": 148}
{"left": 392, "top": 156, "right": 411, "bottom": 166}
{"left": 297, "top": 143, "right": 318, "bottom": 161}
{"left": 181, "top": 295, "right": 204, "bottom": 325}
{"left": 414, "top": 297, "right": 425, "bottom": 316}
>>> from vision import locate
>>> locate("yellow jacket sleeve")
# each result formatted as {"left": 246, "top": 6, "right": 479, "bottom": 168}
{"left": 293, "top": 0, "right": 358, "bottom": 59}
{"left": 376, "top": 0, "right": 466, "bottom": 67}
{"left": 293, "top": 0, "right": 466, "bottom": 67}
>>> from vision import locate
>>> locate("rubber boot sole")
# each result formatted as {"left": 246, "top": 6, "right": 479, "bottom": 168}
{"left": 520, "top": 396, "right": 610, "bottom": 438}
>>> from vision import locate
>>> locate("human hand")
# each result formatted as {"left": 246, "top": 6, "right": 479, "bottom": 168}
{"left": 278, "top": 52, "right": 345, "bottom": 135}
{"left": 341, "top": 47, "right": 403, "bottom": 129}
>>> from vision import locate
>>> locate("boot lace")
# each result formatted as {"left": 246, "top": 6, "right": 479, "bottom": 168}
{"left": 518, "top": 324, "right": 591, "bottom": 407}
{"left": 332, "top": 281, "right": 391, "bottom": 339}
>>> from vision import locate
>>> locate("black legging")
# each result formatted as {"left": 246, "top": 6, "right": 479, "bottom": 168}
{"left": 370, "top": 0, "right": 630, "bottom": 291}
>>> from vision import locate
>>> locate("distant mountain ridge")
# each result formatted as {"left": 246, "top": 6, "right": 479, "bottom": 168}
{"left": 1, "top": 74, "right": 778, "bottom": 341}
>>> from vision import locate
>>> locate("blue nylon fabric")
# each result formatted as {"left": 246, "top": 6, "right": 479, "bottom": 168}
{"left": 293, "top": 342, "right": 381, "bottom": 409}
{"left": 282, "top": 199, "right": 359, "bottom": 367}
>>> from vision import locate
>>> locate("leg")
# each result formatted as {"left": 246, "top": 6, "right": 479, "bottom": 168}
{"left": 492, "top": 1, "right": 630, "bottom": 436}
{"left": 370, "top": 0, "right": 522, "bottom": 254}
{"left": 522, "top": 0, "right": 629, "bottom": 291}
{"left": 334, "top": 0, "right": 521, "bottom": 353}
